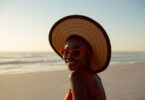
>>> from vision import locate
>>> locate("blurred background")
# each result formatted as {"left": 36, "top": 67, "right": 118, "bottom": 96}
{"left": 0, "top": 1, "right": 145, "bottom": 100}
{"left": 0, "top": 0, "right": 145, "bottom": 73}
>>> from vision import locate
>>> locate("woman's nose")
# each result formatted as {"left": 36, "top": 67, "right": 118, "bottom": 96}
{"left": 67, "top": 52, "right": 73, "bottom": 59}
{"left": 63, "top": 53, "right": 71, "bottom": 61}
{"left": 67, "top": 53, "right": 71, "bottom": 58}
{"left": 68, "top": 52, "right": 71, "bottom": 56}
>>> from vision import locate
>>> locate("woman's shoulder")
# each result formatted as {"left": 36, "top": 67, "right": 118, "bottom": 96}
{"left": 69, "top": 71, "right": 86, "bottom": 80}
{"left": 69, "top": 71, "right": 88, "bottom": 84}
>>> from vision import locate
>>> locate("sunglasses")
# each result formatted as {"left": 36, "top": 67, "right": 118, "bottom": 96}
{"left": 60, "top": 48, "right": 89, "bottom": 57}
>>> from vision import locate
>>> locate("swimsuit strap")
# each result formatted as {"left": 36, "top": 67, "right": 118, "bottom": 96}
{"left": 77, "top": 70, "right": 100, "bottom": 100}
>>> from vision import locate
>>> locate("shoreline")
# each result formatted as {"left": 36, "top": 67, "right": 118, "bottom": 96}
{"left": 0, "top": 61, "right": 145, "bottom": 75}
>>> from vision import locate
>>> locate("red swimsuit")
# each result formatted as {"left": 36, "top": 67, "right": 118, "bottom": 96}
{"left": 64, "top": 70, "right": 100, "bottom": 100}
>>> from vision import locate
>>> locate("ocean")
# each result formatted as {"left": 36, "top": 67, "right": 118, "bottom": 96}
{"left": 0, "top": 52, "right": 145, "bottom": 74}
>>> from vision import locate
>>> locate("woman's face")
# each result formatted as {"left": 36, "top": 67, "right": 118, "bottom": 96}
{"left": 62, "top": 38, "right": 92, "bottom": 71}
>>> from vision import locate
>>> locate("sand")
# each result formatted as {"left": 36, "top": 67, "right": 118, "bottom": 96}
{"left": 0, "top": 62, "right": 145, "bottom": 100}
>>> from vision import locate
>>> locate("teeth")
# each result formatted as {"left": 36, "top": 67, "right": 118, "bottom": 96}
{"left": 68, "top": 62, "right": 75, "bottom": 64}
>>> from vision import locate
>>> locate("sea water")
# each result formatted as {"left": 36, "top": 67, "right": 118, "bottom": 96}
{"left": 0, "top": 51, "right": 145, "bottom": 74}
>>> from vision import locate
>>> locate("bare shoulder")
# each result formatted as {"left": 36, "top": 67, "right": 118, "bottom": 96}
{"left": 69, "top": 71, "right": 87, "bottom": 82}
{"left": 69, "top": 71, "right": 90, "bottom": 100}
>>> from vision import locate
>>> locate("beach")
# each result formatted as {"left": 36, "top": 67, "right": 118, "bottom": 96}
{"left": 0, "top": 62, "right": 145, "bottom": 100}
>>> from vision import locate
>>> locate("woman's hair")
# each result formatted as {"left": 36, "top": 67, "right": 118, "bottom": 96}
{"left": 66, "top": 35, "right": 93, "bottom": 52}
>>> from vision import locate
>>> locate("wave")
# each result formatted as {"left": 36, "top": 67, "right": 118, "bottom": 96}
{"left": 0, "top": 59, "right": 62, "bottom": 65}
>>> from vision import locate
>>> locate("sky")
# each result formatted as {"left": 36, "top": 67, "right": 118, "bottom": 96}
{"left": 0, "top": 0, "right": 145, "bottom": 52}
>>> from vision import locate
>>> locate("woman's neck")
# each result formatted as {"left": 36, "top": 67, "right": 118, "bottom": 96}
{"left": 79, "top": 65, "right": 95, "bottom": 75}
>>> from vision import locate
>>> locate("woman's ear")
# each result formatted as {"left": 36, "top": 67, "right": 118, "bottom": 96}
{"left": 86, "top": 51, "right": 92, "bottom": 62}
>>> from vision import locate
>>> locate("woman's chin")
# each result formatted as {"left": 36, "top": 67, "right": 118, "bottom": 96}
{"left": 67, "top": 64, "right": 79, "bottom": 71}
{"left": 69, "top": 67, "right": 78, "bottom": 71}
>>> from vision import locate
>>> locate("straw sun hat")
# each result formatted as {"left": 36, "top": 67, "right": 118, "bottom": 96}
{"left": 49, "top": 15, "right": 111, "bottom": 73}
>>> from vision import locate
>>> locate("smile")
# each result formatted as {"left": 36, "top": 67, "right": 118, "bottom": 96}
{"left": 67, "top": 62, "right": 76, "bottom": 64}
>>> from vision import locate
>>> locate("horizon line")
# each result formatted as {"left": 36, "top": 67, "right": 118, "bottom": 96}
{"left": 0, "top": 50, "right": 145, "bottom": 53}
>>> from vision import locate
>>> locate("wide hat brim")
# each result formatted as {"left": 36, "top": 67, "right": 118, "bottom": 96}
{"left": 49, "top": 15, "right": 111, "bottom": 73}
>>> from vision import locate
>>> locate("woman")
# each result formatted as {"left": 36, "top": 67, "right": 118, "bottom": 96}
{"left": 49, "top": 15, "right": 111, "bottom": 100}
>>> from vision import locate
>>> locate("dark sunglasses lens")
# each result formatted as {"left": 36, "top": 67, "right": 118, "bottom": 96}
{"left": 72, "top": 50, "right": 80, "bottom": 57}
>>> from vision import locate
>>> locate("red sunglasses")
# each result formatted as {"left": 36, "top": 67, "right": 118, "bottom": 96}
{"left": 60, "top": 48, "right": 89, "bottom": 57}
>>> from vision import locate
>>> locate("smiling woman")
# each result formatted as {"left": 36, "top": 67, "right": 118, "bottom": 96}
{"left": 62, "top": 36, "right": 92, "bottom": 71}
{"left": 49, "top": 15, "right": 111, "bottom": 100}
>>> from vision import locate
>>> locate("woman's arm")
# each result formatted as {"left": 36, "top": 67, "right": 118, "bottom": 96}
{"left": 69, "top": 71, "right": 89, "bottom": 100}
